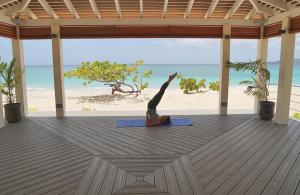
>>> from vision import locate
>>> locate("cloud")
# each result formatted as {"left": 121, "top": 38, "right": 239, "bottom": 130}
{"left": 155, "top": 38, "right": 220, "bottom": 48}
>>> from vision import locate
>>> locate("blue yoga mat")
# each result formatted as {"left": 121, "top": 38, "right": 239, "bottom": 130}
{"left": 116, "top": 118, "right": 192, "bottom": 128}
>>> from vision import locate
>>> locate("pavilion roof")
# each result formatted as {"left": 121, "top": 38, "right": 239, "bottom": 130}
{"left": 0, "top": 0, "right": 299, "bottom": 21}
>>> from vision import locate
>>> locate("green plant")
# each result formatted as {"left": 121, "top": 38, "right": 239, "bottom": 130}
{"left": 209, "top": 81, "right": 219, "bottom": 92}
{"left": 177, "top": 75, "right": 206, "bottom": 94}
{"left": 65, "top": 60, "right": 152, "bottom": 95}
{"left": 228, "top": 59, "right": 270, "bottom": 101}
{"left": 0, "top": 58, "right": 20, "bottom": 104}
{"left": 28, "top": 107, "right": 38, "bottom": 112}
{"left": 293, "top": 113, "right": 300, "bottom": 120}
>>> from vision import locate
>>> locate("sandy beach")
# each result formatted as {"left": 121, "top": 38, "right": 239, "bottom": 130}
{"left": 26, "top": 85, "right": 290, "bottom": 116}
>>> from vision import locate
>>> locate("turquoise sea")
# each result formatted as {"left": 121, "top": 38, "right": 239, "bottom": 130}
{"left": 25, "top": 63, "right": 300, "bottom": 89}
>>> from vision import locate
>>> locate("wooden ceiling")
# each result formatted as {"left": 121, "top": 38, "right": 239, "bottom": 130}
{"left": 0, "top": 0, "right": 299, "bottom": 20}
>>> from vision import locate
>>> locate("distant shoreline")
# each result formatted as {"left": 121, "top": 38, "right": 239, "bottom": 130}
{"left": 23, "top": 59, "right": 300, "bottom": 67}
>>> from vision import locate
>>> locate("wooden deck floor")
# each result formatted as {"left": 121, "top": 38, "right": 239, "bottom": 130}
{"left": 1, "top": 114, "right": 300, "bottom": 194}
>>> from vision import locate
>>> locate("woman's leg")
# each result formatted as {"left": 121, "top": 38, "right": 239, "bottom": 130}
{"left": 147, "top": 82, "right": 169, "bottom": 110}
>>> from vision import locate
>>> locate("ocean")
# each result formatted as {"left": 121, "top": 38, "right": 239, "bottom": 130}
{"left": 25, "top": 63, "right": 300, "bottom": 89}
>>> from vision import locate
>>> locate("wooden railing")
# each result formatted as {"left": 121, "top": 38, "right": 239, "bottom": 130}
{"left": 269, "top": 85, "right": 300, "bottom": 114}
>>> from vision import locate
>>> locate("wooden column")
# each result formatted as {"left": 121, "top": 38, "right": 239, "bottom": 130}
{"left": 12, "top": 27, "right": 28, "bottom": 116}
{"left": 219, "top": 24, "right": 231, "bottom": 116}
{"left": 51, "top": 24, "right": 65, "bottom": 117}
{"left": 0, "top": 91, "right": 5, "bottom": 128}
{"left": 255, "top": 30, "right": 268, "bottom": 113}
{"left": 275, "top": 17, "right": 296, "bottom": 125}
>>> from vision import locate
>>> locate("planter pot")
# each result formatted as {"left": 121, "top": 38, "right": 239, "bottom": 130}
{"left": 4, "top": 103, "right": 22, "bottom": 123}
{"left": 259, "top": 101, "right": 275, "bottom": 121}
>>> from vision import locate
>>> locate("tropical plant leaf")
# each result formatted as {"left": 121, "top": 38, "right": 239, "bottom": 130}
{"left": 228, "top": 59, "right": 270, "bottom": 101}
{"left": 0, "top": 57, "right": 19, "bottom": 104}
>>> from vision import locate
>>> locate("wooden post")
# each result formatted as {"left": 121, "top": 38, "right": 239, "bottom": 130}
{"left": 255, "top": 28, "right": 268, "bottom": 113}
{"left": 51, "top": 24, "right": 65, "bottom": 117}
{"left": 12, "top": 26, "right": 28, "bottom": 117}
{"left": 0, "top": 91, "right": 5, "bottom": 128}
{"left": 275, "top": 17, "right": 296, "bottom": 125}
{"left": 219, "top": 24, "right": 231, "bottom": 116}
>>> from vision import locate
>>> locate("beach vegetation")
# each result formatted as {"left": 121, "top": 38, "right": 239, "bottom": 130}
{"left": 228, "top": 59, "right": 270, "bottom": 101}
{"left": 293, "top": 113, "right": 300, "bottom": 120}
{"left": 0, "top": 57, "right": 20, "bottom": 104}
{"left": 28, "top": 107, "right": 37, "bottom": 112}
{"left": 64, "top": 60, "right": 152, "bottom": 95}
{"left": 177, "top": 75, "right": 206, "bottom": 94}
{"left": 208, "top": 81, "right": 219, "bottom": 92}
{"left": 82, "top": 107, "right": 93, "bottom": 112}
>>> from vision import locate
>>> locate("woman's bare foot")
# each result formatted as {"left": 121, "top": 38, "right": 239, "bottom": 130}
{"left": 168, "top": 72, "right": 177, "bottom": 82}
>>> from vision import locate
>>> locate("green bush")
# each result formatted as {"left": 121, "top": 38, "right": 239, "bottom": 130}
{"left": 293, "top": 113, "right": 300, "bottom": 120}
{"left": 65, "top": 60, "right": 152, "bottom": 95}
{"left": 209, "top": 81, "right": 219, "bottom": 92}
{"left": 177, "top": 75, "right": 206, "bottom": 94}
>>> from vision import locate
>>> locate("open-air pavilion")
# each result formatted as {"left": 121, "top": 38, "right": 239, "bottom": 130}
{"left": 0, "top": 0, "right": 300, "bottom": 194}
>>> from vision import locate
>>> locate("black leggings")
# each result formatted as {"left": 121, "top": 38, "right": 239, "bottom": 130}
{"left": 147, "top": 82, "right": 169, "bottom": 110}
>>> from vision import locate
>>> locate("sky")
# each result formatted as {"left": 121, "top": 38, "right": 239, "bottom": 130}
{"left": 0, "top": 34, "right": 299, "bottom": 65}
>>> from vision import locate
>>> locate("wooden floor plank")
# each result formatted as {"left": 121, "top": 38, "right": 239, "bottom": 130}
{"left": 245, "top": 134, "right": 300, "bottom": 195}
{"left": 194, "top": 120, "right": 272, "bottom": 177}
{"left": 2, "top": 115, "right": 300, "bottom": 195}
{"left": 164, "top": 163, "right": 181, "bottom": 195}
{"left": 278, "top": 153, "right": 300, "bottom": 195}
{"left": 189, "top": 117, "right": 258, "bottom": 163}
{"left": 99, "top": 163, "right": 118, "bottom": 195}
{"left": 172, "top": 159, "right": 194, "bottom": 195}
{"left": 180, "top": 155, "right": 206, "bottom": 195}
{"left": 87, "top": 160, "right": 110, "bottom": 194}
{"left": 112, "top": 169, "right": 127, "bottom": 194}
{"left": 154, "top": 168, "right": 168, "bottom": 192}
{"left": 210, "top": 120, "right": 299, "bottom": 194}
{"left": 76, "top": 157, "right": 102, "bottom": 195}
{"left": 199, "top": 120, "right": 282, "bottom": 185}
{"left": 230, "top": 122, "right": 300, "bottom": 195}
{"left": 144, "top": 172, "right": 155, "bottom": 185}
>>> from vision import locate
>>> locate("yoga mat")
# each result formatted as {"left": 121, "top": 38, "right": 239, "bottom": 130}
{"left": 116, "top": 118, "right": 192, "bottom": 128}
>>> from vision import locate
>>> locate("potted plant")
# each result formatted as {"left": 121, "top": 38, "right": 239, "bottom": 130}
{"left": 228, "top": 59, "right": 275, "bottom": 120}
{"left": 0, "top": 58, "right": 22, "bottom": 122}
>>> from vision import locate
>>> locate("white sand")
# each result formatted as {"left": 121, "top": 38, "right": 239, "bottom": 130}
{"left": 9, "top": 84, "right": 295, "bottom": 116}
{"left": 26, "top": 86, "right": 281, "bottom": 115}
{"left": 7, "top": 86, "right": 300, "bottom": 115}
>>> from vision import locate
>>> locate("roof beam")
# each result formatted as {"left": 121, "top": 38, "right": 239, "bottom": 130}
{"left": 248, "top": 0, "right": 274, "bottom": 16}
{"left": 114, "top": 0, "right": 122, "bottom": 18}
{"left": 259, "top": 0, "right": 289, "bottom": 11}
{"left": 24, "top": 7, "right": 37, "bottom": 19}
{"left": 63, "top": 0, "right": 79, "bottom": 19}
{"left": 244, "top": 8, "right": 256, "bottom": 19}
{"left": 16, "top": 18, "right": 264, "bottom": 27}
{"left": 162, "top": 0, "right": 168, "bottom": 18}
{"left": 3, "top": 0, "right": 31, "bottom": 16}
{"left": 265, "top": 6, "right": 300, "bottom": 25}
{"left": 38, "top": 0, "right": 58, "bottom": 19}
{"left": 205, "top": 0, "right": 220, "bottom": 18}
{"left": 184, "top": 0, "right": 194, "bottom": 18}
{"left": 0, "top": 12, "right": 15, "bottom": 25}
{"left": 225, "top": 0, "right": 245, "bottom": 19}
{"left": 88, "top": 0, "right": 100, "bottom": 18}
{"left": 0, "top": 0, "right": 16, "bottom": 7}
{"left": 139, "top": 0, "right": 143, "bottom": 17}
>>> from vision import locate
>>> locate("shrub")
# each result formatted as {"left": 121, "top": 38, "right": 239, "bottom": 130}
{"left": 209, "top": 81, "right": 219, "bottom": 92}
{"left": 177, "top": 75, "right": 206, "bottom": 94}
{"left": 65, "top": 60, "right": 152, "bottom": 95}
{"left": 293, "top": 113, "right": 300, "bottom": 120}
